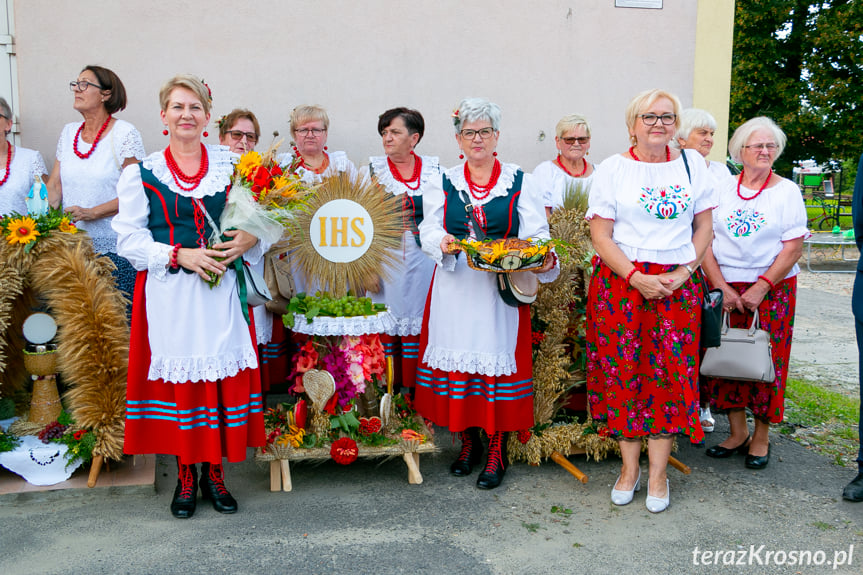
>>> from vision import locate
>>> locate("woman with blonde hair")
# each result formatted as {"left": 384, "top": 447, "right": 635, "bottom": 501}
{"left": 585, "top": 89, "right": 716, "bottom": 512}
{"left": 114, "top": 75, "right": 267, "bottom": 518}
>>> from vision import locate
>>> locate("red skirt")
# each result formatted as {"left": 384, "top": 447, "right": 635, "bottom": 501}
{"left": 586, "top": 259, "right": 704, "bottom": 443}
{"left": 259, "top": 321, "right": 290, "bottom": 393}
{"left": 380, "top": 334, "right": 421, "bottom": 391}
{"left": 124, "top": 271, "right": 266, "bottom": 463}
{"left": 703, "top": 277, "right": 797, "bottom": 423}
{"left": 415, "top": 289, "right": 533, "bottom": 435}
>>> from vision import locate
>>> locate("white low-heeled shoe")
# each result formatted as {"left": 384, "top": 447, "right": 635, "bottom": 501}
{"left": 645, "top": 479, "right": 670, "bottom": 513}
{"left": 699, "top": 406, "right": 715, "bottom": 433}
{"left": 610, "top": 469, "right": 641, "bottom": 506}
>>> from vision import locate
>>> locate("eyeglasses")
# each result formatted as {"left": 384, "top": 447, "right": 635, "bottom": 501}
{"left": 295, "top": 128, "right": 326, "bottom": 137}
{"left": 459, "top": 127, "right": 495, "bottom": 140}
{"left": 561, "top": 136, "right": 590, "bottom": 146}
{"left": 69, "top": 80, "right": 103, "bottom": 93}
{"left": 639, "top": 113, "right": 677, "bottom": 126}
{"left": 742, "top": 143, "right": 778, "bottom": 152}
{"left": 226, "top": 130, "right": 259, "bottom": 144}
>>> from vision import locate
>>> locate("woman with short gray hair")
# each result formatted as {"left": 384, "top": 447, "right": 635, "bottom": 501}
{"left": 533, "top": 113, "right": 594, "bottom": 215}
{"left": 0, "top": 97, "right": 48, "bottom": 216}
{"left": 674, "top": 108, "right": 732, "bottom": 183}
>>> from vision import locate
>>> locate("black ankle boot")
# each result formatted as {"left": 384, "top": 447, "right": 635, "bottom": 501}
{"left": 450, "top": 428, "right": 484, "bottom": 476}
{"left": 200, "top": 462, "right": 238, "bottom": 514}
{"left": 477, "top": 431, "right": 507, "bottom": 489}
{"left": 170, "top": 460, "right": 197, "bottom": 518}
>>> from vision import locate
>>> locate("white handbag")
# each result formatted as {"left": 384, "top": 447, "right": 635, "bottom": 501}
{"left": 700, "top": 311, "right": 776, "bottom": 383}
{"left": 241, "top": 262, "right": 272, "bottom": 307}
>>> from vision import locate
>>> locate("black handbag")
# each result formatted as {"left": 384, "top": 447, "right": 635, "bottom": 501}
{"left": 700, "top": 271, "right": 723, "bottom": 348}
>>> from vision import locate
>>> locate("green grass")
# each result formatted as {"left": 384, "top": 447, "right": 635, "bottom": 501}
{"left": 811, "top": 521, "right": 837, "bottom": 531}
{"left": 805, "top": 205, "right": 853, "bottom": 231}
{"left": 779, "top": 377, "right": 860, "bottom": 466}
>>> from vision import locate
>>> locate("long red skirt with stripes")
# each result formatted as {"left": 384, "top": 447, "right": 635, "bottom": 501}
{"left": 414, "top": 300, "right": 534, "bottom": 435}
{"left": 124, "top": 271, "right": 266, "bottom": 464}
{"left": 380, "top": 334, "right": 421, "bottom": 393}
{"left": 703, "top": 277, "right": 797, "bottom": 424}
{"left": 586, "top": 259, "right": 704, "bottom": 444}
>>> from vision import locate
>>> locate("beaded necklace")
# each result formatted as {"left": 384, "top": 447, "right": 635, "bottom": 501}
{"left": 0, "top": 143, "right": 13, "bottom": 186}
{"left": 164, "top": 143, "right": 209, "bottom": 192}
{"left": 464, "top": 159, "right": 501, "bottom": 201}
{"left": 73, "top": 116, "right": 112, "bottom": 159}
{"left": 736, "top": 168, "right": 772, "bottom": 201}
{"left": 555, "top": 154, "right": 587, "bottom": 177}
{"left": 629, "top": 145, "right": 670, "bottom": 162}
{"left": 388, "top": 152, "right": 422, "bottom": 191}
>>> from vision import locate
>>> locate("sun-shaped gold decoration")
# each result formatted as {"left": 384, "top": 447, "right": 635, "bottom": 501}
{"left": 285, "top": 173, "right": 404, "bottom": 298}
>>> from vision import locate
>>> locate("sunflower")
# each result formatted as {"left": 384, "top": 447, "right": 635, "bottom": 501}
{"left": 5, "top": 216, "right": 40, "bottom": 245}
{"left": 59, "top": 217, "right": 78, "bottom": 234}
{"left": 236, "top": 150, "right": 263, "bottom": 179}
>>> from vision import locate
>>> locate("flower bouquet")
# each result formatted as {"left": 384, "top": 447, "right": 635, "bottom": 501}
{"left": 220, "top": 143, "right": 317, "bottom": 245}
{"left": 1, "top": 208, "right": 78, "bottom": 253}
{"left": 453, "top": 237, "right": 558, "bottom": 273}
{"left": 37, "top": 411, "right": 96, "bottom": 469}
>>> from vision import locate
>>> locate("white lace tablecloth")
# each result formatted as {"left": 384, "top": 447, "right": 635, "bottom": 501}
{"left": 290, "top": 311, "right": 396, "bottom": 336}
{"left": 0, "top": 418, "right": 82, "bottom": 485}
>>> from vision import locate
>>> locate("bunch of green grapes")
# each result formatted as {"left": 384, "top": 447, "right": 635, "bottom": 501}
{"left": 292, "top": 292, "right": 387, "bottom": 319}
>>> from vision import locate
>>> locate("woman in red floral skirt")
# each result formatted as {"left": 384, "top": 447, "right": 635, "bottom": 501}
{"left": 585, "top": 89, "right": 717, "bottom": 513}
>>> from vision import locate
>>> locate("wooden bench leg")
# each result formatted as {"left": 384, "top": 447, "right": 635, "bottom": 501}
{"left": 404, "top": 452, "right": 423, "bottom": 484}
{"left": 270, "top": 460, "right": 281, "bottom": 492}
{"left": 87, "top": 454, "right": 104, "bottom": 488}
{"left": 550, "top": 450, "right": 588, "bottom": 483}
{"left": 280, "top": 459, "right": 292, "bottom": 492}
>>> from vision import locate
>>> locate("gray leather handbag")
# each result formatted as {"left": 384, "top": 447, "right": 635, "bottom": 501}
{"left": 700, "top": 311, "right": 776, "bottom": 383}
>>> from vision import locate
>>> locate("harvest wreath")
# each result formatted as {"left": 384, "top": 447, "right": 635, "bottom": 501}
{"left": 0, "top": 219, "right": 128, "bottom": 485}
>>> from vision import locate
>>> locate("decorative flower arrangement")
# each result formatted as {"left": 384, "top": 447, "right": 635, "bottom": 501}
{"left": 330, "top": 437, "right": 358, "bottom": 465}
{"left": 1, "top": 208, "right": 78, "bottom": 253}
{"left": 37, "top": 411, "right": 96, "bottom": 469}
{"left": 453, "top": 237, "right": 564, "bottom": 272}
{"left": 289, "top": 333, "right": 385, "bottom": 407}
{"left": 283, "top": 293, "right": 387, "bottom": 328}
{"left": 451, "top": 108, "right": 461, "bottom": 128}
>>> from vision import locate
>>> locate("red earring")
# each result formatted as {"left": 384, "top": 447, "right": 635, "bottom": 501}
{"left": 459, "top": 153, "right": 464, "bottom": 160}
{"left": 323, "top": 146, "right": 328, "bottom": 151}
{"left": 162, "top": 129, "right": 168, "bottom": 136}
{"left": 202, "top": 131, "right": 209, "bottom": 138}
{"left": 493, "top": 151, "right": 498, "bottom": 157}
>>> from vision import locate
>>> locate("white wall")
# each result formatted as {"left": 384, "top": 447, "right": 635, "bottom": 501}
{"left": 13, "top": 0, "right": 698, "bottom": 171}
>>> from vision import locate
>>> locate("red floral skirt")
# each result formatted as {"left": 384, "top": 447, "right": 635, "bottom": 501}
{"left": 703, "top": 277, "right": 797, "bottom": 423}
{"left": 124, "top": 271, "right": 266, "bottom": 464}
{"left": 414, "top": 287, "right": 533, "bottom": 434}
{"left": 586, "top": 259, "right": 704, "bottom": 443}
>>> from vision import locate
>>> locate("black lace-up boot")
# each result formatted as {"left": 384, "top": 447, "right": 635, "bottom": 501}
{"left": 200, "top": 462, "right": 238, "bottom": 514}
{"left": 477, "top": 431, "right": 507, "bottom": 489}
{"left": 450, "top": 427, "right": 483, "bottom": 476}
{"left": 170, "top": 458, "right": 197, "bottom": 518}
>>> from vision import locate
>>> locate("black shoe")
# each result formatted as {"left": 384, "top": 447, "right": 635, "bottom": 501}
{"left": 450, "top": 428, "right": 483, "bottom": 477}
{"left": 200, "top": 462, "right": 238, "bottom": 514}
{"left": 744, "top": 444, "right": 770, "bottom": 469}
{"left": 477, "top": 431, "right": 507, "bottom": 490}
{"left": 170, "top": 461, "right": 197, "bottom": 518}
{"left": 705, "top": 436, "right": 751, "bottom": 459}
{"left": 842, "top": 472, "right": 863, "bottom": 502}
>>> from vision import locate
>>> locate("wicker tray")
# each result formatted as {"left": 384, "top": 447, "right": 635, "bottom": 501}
{"left": 455, "top": 238, "right": 549, "bottom": 273}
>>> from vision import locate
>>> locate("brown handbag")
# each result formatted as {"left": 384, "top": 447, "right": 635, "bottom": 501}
{"left": 263, "top": 252, "right": 296, "bottom": 314}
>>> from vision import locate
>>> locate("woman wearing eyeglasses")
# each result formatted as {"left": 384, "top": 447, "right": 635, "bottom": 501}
{"left": 0, "top": 97, "right": 48, "bottom": 216}
{"left": 416, "top": 98, "right": 558, "bottom": 490}
{"left": 360, "top": 107, "right": 439, "bottom": 398}
{"left": 113, "top": 75, "right": 267, "bottom": 518}
{"left": 532, "top": 113, "right": 594, "bottom": 216}
{"left": 279, "top": 104, "right": 357, "bottom": 185}
{"left": 701, "top": 117, "right": 807, "bottom": 471}
{"left": 585, "top": 89, "right": 716, "bottom": 512}
{"left": 218, "top": 108, "right": 260, "bottom": 154}
{"left": 47, "top": 66, "right": 146, "bottom": 310}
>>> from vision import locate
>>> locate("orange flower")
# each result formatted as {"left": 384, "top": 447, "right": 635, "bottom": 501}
{"left": 59, "top": 218, "right": 78, "bottom": 234}
{"left": 6, "top": 216, "right": 40, "bottom": 245}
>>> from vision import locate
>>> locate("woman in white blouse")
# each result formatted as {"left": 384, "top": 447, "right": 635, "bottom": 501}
{"left": 279, "top": 104, "right": 358, "bottom": 185}
{"left": 532, "top": 113, "right": 594, "bottom": 216}
{"left": 702, "top": 117, "right": 807, "bottom": 471}
{"left": 0, "top": 97, "right": 47, "bottom": 216}
{"left": 585, "top": 89, "right": 716, "bottom": 513}
{"left": 47, "top": 65, "right": 146, "bottom": 308}
{"left": 416, "top": 98, "right": 558, "bottom": 490}
{"left": 113, "top": 75, "right": 267, "bottom": 519}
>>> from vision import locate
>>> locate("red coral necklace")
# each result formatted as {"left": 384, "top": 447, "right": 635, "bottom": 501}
{"left": 388, "top": 152, "right": 422, "bottom": 190}
{"left": 629, "top": 145, "right": 670, "bottom": 162}
{"left": 464, "top": 159, "right": 501, "bottom": 200}
{"left": 164, "top": 143, "right": 209, "bottom": 192}
{"left": 0, "top": 143, "right": 13, "bottom": 186}
{"left": 73, "top": 116, "right": 112, "bottom": 159}
{"left": 736, "top": 168, "right": 772, "bottom": 201}
{"left": 555, "top": 154, "right": 587, "bottom": 177}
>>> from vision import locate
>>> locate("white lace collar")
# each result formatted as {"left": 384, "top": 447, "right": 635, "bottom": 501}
{"left": 444, "top": 161, "right": 519, "bottom": 202}
{"left": 142, "top": 144, "right": 237, "bottom": 199}
{"left": 368, "top": 154, "right": 440, "bottom": 196}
